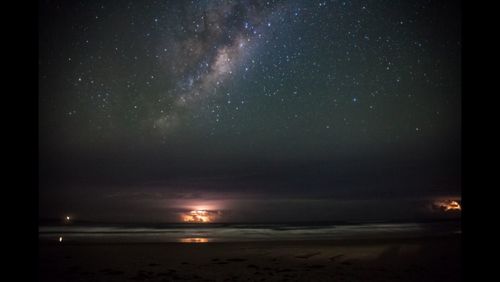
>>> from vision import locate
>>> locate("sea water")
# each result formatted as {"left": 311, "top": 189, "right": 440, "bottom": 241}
{"left": 39, "top": 220, "right": 460, "bottom": 243}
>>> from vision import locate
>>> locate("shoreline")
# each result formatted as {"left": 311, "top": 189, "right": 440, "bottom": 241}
{"left": 40, "top": 233, "right": 461, "bottom": 281}
{"left": 39, "top": 232, "right": 460, "bottom": 245}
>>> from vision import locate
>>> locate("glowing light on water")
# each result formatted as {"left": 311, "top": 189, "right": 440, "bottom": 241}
{"left": 59, "top": 236, "right": 63, "bottom": 242}
{"left": 179, "top": 237, "right": 209, "bottom": 243}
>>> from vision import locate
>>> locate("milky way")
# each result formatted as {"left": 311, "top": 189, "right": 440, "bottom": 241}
{"left": 154, "top": 1, "right": 277, "bottom": 134}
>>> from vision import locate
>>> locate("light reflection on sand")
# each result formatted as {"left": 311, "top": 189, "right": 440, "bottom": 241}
{"left": 179, "top": 237, "right": 210, "bottom": 243}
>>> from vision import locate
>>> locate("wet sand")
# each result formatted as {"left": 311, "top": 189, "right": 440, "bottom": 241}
{"left": 39, "top": 235, "right": 461, "bottom": 281}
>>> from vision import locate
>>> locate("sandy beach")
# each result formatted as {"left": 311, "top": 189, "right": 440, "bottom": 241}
{"left": 39, "top": 234, "right": 461, "bottom": 282}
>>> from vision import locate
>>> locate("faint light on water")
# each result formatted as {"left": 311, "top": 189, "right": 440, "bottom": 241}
{"left": 59, "top": 236, "right": 63, "bottom": 242}
{"left": 179, "top": 237, "right": 209, "bottom": 243}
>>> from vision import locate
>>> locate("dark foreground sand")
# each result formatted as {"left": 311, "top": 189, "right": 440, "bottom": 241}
{"left": 39, "top": 235, "right": 461, "bottom": 282}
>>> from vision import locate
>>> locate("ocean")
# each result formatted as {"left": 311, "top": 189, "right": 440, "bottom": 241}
{"left": 39, "top": 219, "right": 460, "bottom": 243}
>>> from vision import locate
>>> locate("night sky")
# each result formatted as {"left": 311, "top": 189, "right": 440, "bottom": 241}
{"left": 39, "top": 0, "right": 461, "bottom": 223}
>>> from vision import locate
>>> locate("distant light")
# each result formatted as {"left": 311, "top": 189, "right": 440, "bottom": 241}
{"left": 59, "top": 237, "right": 63, "bottom": 242}
{"left": 443, "top": 201, "right": 461, "bottom": 211}
{"left": 66, "top": 216, "right": 70, "bottom": 221}
{"left": 434, "top": 200, "right": 461, "bottom": 212}
{"left": 182, "top": 210, "right": 220, "bottom": 223}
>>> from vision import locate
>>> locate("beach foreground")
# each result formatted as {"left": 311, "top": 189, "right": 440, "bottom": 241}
{"left": 39, "top": 235, "right": 461, "bottom": 282}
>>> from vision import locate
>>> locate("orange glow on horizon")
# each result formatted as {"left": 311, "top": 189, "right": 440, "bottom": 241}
{"left": 443, "top": 200, "right": 461, "bottom": 211}
{"left": 434, "top": 200, "right": 461, "bottom": 212}
{"left": 181, "top": 210, "right": 218, "bottom": 223}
